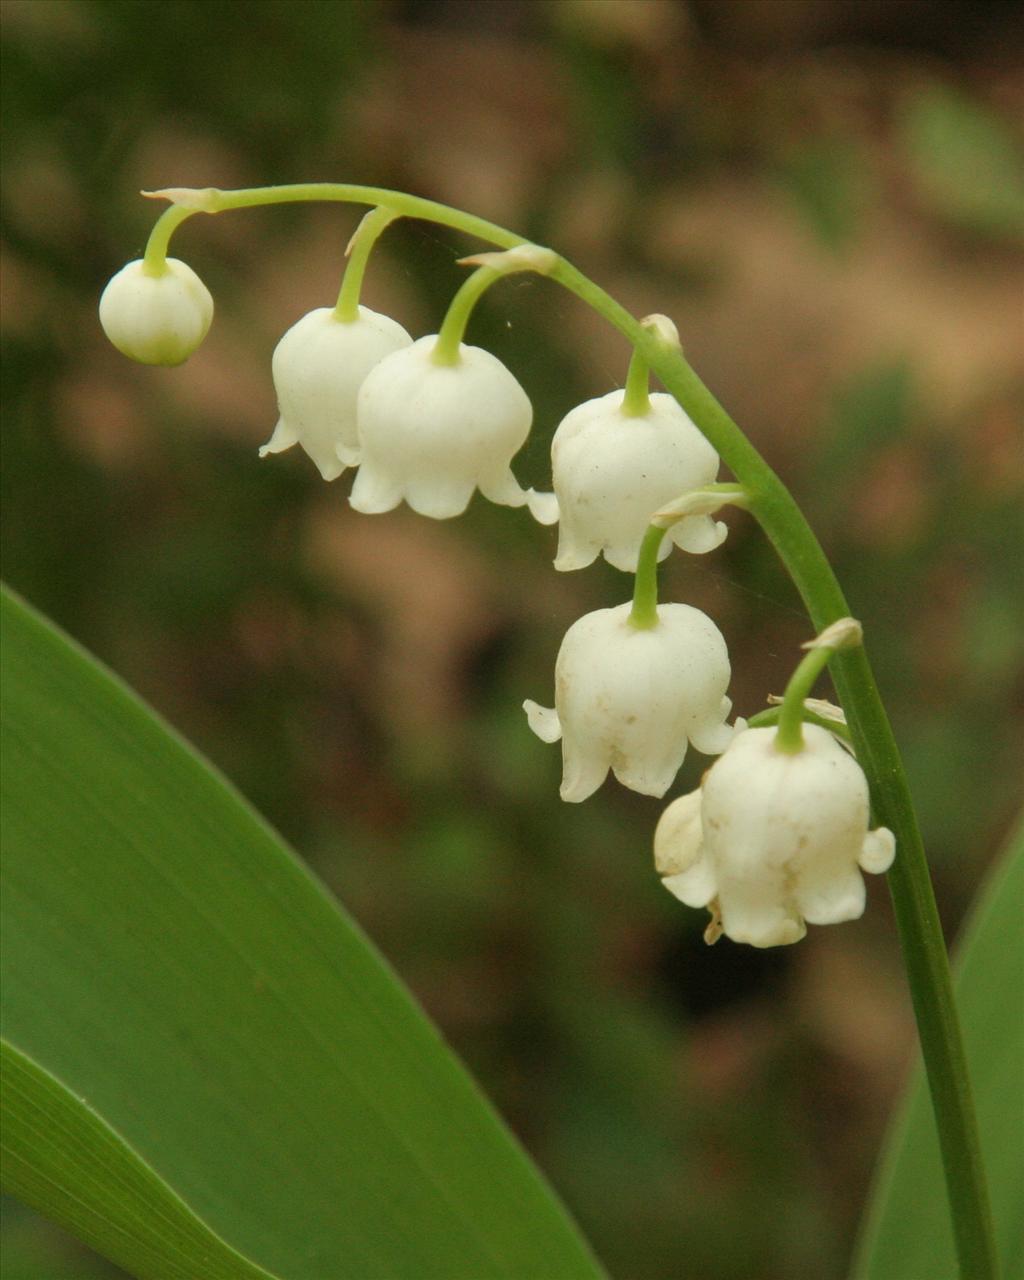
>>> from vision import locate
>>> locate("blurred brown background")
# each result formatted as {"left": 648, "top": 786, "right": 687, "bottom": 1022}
{"left": 2, "top": 1, "right": 1023, "bottom": 1277}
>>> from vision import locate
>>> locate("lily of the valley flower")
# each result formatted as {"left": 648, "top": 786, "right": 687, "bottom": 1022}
{"left": 655, "top": 724, "right": 896, "bottom": 947}
{"left": 350, "top": 336, "right": 541, "bottom": 519}
{"left": 99, "top": 258, "right": 213, "bottom": 366}
{"left": 550, "top": 391, "right": 727, "bottom": 572}
{"left": 259, "top": 306, "right": 412, "bottom": 481}
{"left": 524, "top": 602, "right": 734, "bottom": 802}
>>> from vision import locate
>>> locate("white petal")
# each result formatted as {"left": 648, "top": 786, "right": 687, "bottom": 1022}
{"left": 523, "top": 700, "right": 562, "bottom": 744}
{"left": 656, "top": 792, "right": 718, "bottom": 908}
{"left": 719, "top": 886, "right": 807, "bottom": 948}
{"left": 404, "top": 477, "right": 476, "bottom": 520}
{"left": 662, "top": 860, "right": 717, "bottom": 909}
{"left": 525, "top": 488, "right": 560, "bottom": 526}
{"left": 671, "top": 516, "right": 728, "bottom": 555}
{"left": 601, "top": 535, "right": 672, "bottom": 574}
{"left": 611, "top": 744, "right": 685, "bottom": 798}
{"left": 653, "top": 791, "right": 704, "bottom": 876}
{"left": 559, "top": 748, "right": 610, "bottom": 804}
{"left": 688, "top": 698, "right": 735, "bottom": 756}
{"left": 795, "top": 868, "right": 866, "bottom": 925}
{"left": 307, "top": 443, "right": 348, "bottom": 482}
{"left": 259, "top": 417, "right": 300, "bottom": 459}
{"left": 553, "top": 533, "right": 599, "bottom": 572}
{"left": 477, "top": 468, "right": 528, "bottom": 510}
{"left": 349, "top": 463, "right": 403, "bottom": 514}
{"left": 859, "top": 826, "right": 896, "bottom": 874}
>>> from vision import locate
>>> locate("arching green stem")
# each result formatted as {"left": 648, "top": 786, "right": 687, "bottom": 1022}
{"left": 621, "top": 345, "right": 651, "bottom": 417}
{"left": 775, "top": 645, "right": 836, "bottom": 753}
{"left": 141, "top": 203, "right": 195, "bottom": 276}
{"left": 629, "top": 524, "right": 667, "bottom": 630}
{"left": 137, "top": 183, "right": 997, "bottom": 1280}
{"left": 334, "top": 206, "right": 399, "bottom": 323}
{"left": 432, "top": 266, "right": 500, "bottom": 366}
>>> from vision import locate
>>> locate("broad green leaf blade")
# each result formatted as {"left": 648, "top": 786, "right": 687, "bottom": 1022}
{"left": 0, "top": 586, "right": 603, "bottom": 1280}
{"left": 853, "top": 820, "right": 1024, "bottom": 1279}
{"left": 1, "top": 1040, "right": 276, "bottom": 1280}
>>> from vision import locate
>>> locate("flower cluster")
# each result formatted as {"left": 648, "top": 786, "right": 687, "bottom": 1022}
{"left": 100, "top": 203, "right": 895, "bottom": 949}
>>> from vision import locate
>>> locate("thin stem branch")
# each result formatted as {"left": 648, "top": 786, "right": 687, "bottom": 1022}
{"left": 141, "top": 204, "right": 195, "bottom": 275}
{"left": 432, "top": 266, "right": 499, "bottom": 365}
{"left": 621, "top": 345, "right": 651, "bottom": 417}
{"left": 334, "top": 206, "right": 400, "bottom": 322}
{"left": 746, "top": 704, "right": 853, "bottom": 745}
{"left": 629, "top": 525, "right": 667, "bottom": 630}
{"left": 775, "top": 646, "right": 834, "bottom": 752}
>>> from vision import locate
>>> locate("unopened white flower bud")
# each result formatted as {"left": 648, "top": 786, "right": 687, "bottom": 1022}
{"left": 524, "top": 602, "right": 734, "bottom": 803}
{"left": 550, "top": 391, "right": 727, "bottom": 572}
{"left": 350, "top": 336, "right": 537, "bottom": 519}
{"left": 99, "top": 259, "right": 213, "bottom": 366}
{"left": 259, "top": 306, "right": 412, "bottom": 481}
{"left": 655, "top": 724, "right": 896, "bottom": 947}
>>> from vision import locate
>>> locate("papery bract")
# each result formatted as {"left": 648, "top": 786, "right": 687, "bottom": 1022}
{"left": 551, "top": 391, "right": 726, "bottom": 572}
{"left": 99, "top": 259, "right": 213, "bottom": 366}
{"left": 655, "top": 724, "right": 896, "bottom": 947}
{"left": 259, "top": 306, "right": 412, "bottom": 481}
{"left": 350, "top": 337, "right": 543, "bottom": 520}
{"left": 523, "top": 602, "right": 734, "bottom": 803}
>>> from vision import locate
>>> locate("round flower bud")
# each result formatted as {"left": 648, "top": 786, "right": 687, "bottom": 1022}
{"left": 99, "top": 258, "right": 213, "bottom": 366}
{"left": 655, "top": 724, "right": 896, "bottom": 947}
{"left": 349, "top": 337, "right": 534, "bottom": 519}
{"left": 259, "top": 306, "right": 412, "bottom": 481}
{"left": 523, "top": 602, "right": 734, "bottom": 803}
{"left": 550, "top": 390, "right": 726, "bottom": 573}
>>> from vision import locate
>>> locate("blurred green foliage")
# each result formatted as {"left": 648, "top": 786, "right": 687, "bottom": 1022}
{"left": 899, "top": 84, "right": 1024, "bottom": 240}
{"left": 2, "top": 2, "right": 1022, "bottom": 1278}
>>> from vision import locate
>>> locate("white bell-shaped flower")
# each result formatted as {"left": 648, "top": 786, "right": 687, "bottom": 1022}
{"left": 523, "top": 602, "right": 734, "bottom": 803}
{"left": 99, "top": 258, "right": 213, "bottom": 366}
{"left": 550, "top": 390, "right": 727, "bottom": 572}
{"left": 655, "top": 724, "right": 896, "bottom": 947}
{"left": 349, "top": 336, "right": 537, "bottom": 519}
{"left": 259, "top": 306, "right": 412, "bottom": 481}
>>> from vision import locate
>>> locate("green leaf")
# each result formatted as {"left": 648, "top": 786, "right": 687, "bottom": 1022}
{"left": 1, "top": 1040, "right": 276, "bottom": 1280}
{"left": 0, "top": 586, "right": 602, "bottom": 1280}
{"left": 852, "top": 818, "right": 1024, "bottom": 1279}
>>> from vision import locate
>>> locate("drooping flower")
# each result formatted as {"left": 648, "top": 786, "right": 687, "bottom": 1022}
{"left": 655, "top": 724, "right": 896, "bottom": 947}
{"left": 549, "top": 390, "right": 727, "bottom": 572}
{"left": 523, "top": 602, "right": 734, "bottom": 803}
{"left": 99, "top": 258, "right": 213, "bottom": 366}
{"left": 349, "top": 336, "right": 546, "bottom": 520}
{"left": 259, "top": 306, "right": 412, "bottom": 481}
